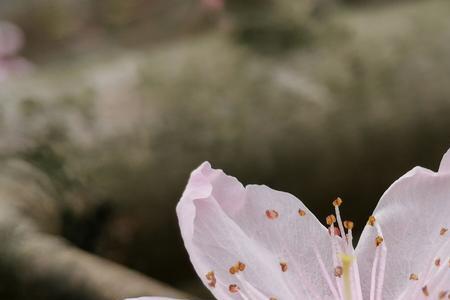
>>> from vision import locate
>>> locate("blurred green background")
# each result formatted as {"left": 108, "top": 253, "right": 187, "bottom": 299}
{"left": 0, "top": 0, "right": 450, "bottom": 299}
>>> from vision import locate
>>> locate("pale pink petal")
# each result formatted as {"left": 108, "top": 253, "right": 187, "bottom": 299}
{"left": 438, "top": 148, "right": 450, "bottom": 173}
{"left": 356, "top": 151, "right": 450, "bottom": 299}
{"left": 177, "top": 162, "right": 335, "bottom": 300}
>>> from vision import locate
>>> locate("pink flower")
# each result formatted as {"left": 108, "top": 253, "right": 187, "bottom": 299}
{"left": 128, "top": 149, "right": 450, "bottom": 300}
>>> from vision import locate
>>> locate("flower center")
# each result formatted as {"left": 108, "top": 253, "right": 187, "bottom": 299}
{"left": 316, "top": 198, "right": 450, "bottom": 300}
{"left": 314, "top": 198, "right": 386, "bottom": 300}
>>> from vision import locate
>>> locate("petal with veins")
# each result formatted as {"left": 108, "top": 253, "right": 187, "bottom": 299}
{"left": 356, "top": 154, "right": 450, "bottom": 299}
{"left": 438, "top": 148, "right": 450, "bottom": 173}
{"left": 177, "top": 162, "right": 336, "bottom": 300}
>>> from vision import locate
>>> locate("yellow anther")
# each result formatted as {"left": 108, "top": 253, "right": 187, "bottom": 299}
{"left": 375, "top": 235, "right": 384, "bottom": 247}
{"left": 205, "top": 271, "right": 216, "bottom": 288}
{"left": 367, "top": 216, "right": 376, "bottom": 226}
{"left": 326, "top": 214, "right": 336, "bottom": 225}
{"left": 333, "top": 197, "right": 343, "bottom": 207}
{"left": 230, "top": 261, "right": 246, "bottom": 274}
{"left": 237, "top": 261, "right": 246, "bottom": 271}
{"left": 344, "top": 220, "right": 354, "bottom": 230}
{"left": 409, "top": 273, "right": 419, "bottom": 281}
{"left": 229, "top": 265, "right": 238, "bottom": 275}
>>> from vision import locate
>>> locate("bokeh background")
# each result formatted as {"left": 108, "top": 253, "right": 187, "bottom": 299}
{"left": 0, "top": 0, "right": 449, "bottom": 299}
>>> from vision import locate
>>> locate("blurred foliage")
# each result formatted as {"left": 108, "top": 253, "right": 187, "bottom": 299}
{"left": 225, "top": 0, "right": 334, "bottom": 53}
{"left": 0, "top": 0, "right": 206, "bottom": 58}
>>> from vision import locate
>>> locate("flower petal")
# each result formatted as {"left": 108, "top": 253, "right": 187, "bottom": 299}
{"left": 356, "top": 152, "right": 450, "bottom": 299}
{"left": 177, "top": 162, "right": 336, "bottom": 300}
{"left": 438, "top": 148, "right": 450, "bottom": 173}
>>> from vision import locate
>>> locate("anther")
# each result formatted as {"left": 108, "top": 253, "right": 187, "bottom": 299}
{"left": 333, "top": 197, "right": 343, "bottom": 207}
{"left": 344, "top": 220, "right": 354, "bottom": 230}
{"left": 435, "top": 258, "right": 441, "bottom": 267}
{"left": 409, "top": 273, "right": 419, "bottom": 281}
{"left": 326, "top": 214, "right": 336, "bottom": 225}
{"left": 229, "top": 265, "right": 238, "bottom": 275}
{"left": 438, "top": 290, "right": 448, "bottom": 299}
{"left": 206, "top": 271, "right": 216, "bottom": 288}
{"left": 229, "top": 284, "right": 239, "bottom": 293}
{"left": 334, "top": 266, "right": 343, "bottom": 278}
{"left": 367, "top": 216, "right": 376, "bottom": 226}
{"left": 280, "top": 262, "right": 288, "bottom": 272}
{"left": 265, "top": 210, "right": 279, "bottom": 220}
{"left": 238, "top": 261, "right": 246, "bottom": 271}
{"left": 422, "top": 285, "right": 429, "bottom": 296}
{"left": 375, "top": 236, "right": 384, "bottom": 247}
{"left": 298, "top": 209, "right": 306, "bottom": 216}
{"left": 229, "top": 261, "right": 246, "bottom": 274}
{"left": 440, "top": 227, "right": 448, "bottom": 236}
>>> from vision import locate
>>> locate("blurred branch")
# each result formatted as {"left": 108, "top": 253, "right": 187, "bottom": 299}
{"left": 0, "top": 159, "right": 189, "bottom": 300}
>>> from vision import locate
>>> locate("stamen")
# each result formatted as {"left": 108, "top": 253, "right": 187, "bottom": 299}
{"left": 333, "top": 199, "right": 347, "bottom": 246}
{"left": 367, "top": 216, "right": 376, "bottom": 226}
{"left": 375, "top": 252, "right": 386, "bottom": 300}
{"left": 335, "top": 266, "right": 343, "bottom": 278}
{"left": 375, "top": 226, "right": 387, "bottom": 300}
{"left": 370, "top": 223, "right": 386, "bottom": 300}
{"left": 333, "top": 197, "right": 343, "bottom": 207}
{"left": 280, "top": 262, "right": 288, "bottom": 272}
{"left": 235, "top": 266, "right": 298, "bottom": 300}
{"left": 314, "top": 248, "right": 340, "bottom": 300}
{"left": 369, "top": 242, "right": 381, "bottom": 300}
{"left": 405, "top": 234, "right": 450, "bottom": 300}
{"left": 229, "top": 284, "right": 239, "bottom": 293}
{"left": 433, "top": 271, "right": 450, "bottom": 299}
{"left": 438, "top": 290, "right": 448, "bottom": 299}
{"left": 265, "top": 209, "right": 279, "bottom": 220}
{"left": 375, "top": 236, "right": 384, "bottom": 247}
{"left": 409, "top": 273, "right": 419, "bottom": 281}
{"left": 346, "top": 226, "right": 363, "bottom": 300}
{"left": 344, "top": 220, "right": 354, "bottom": 230}
{"left": 205, "top": 271, "right": 217, "bottom": 288}
{"left": 435, "top": 258, "right": 441, "bottom": 267}
{"left": 329, "top": 223, "right": 344, "bottom": 299}
{"left": 326, "top": 214, "right": 337, "bottom": 226}
{"left": 421, "top": 285, "right": 429, "bottom": 296}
